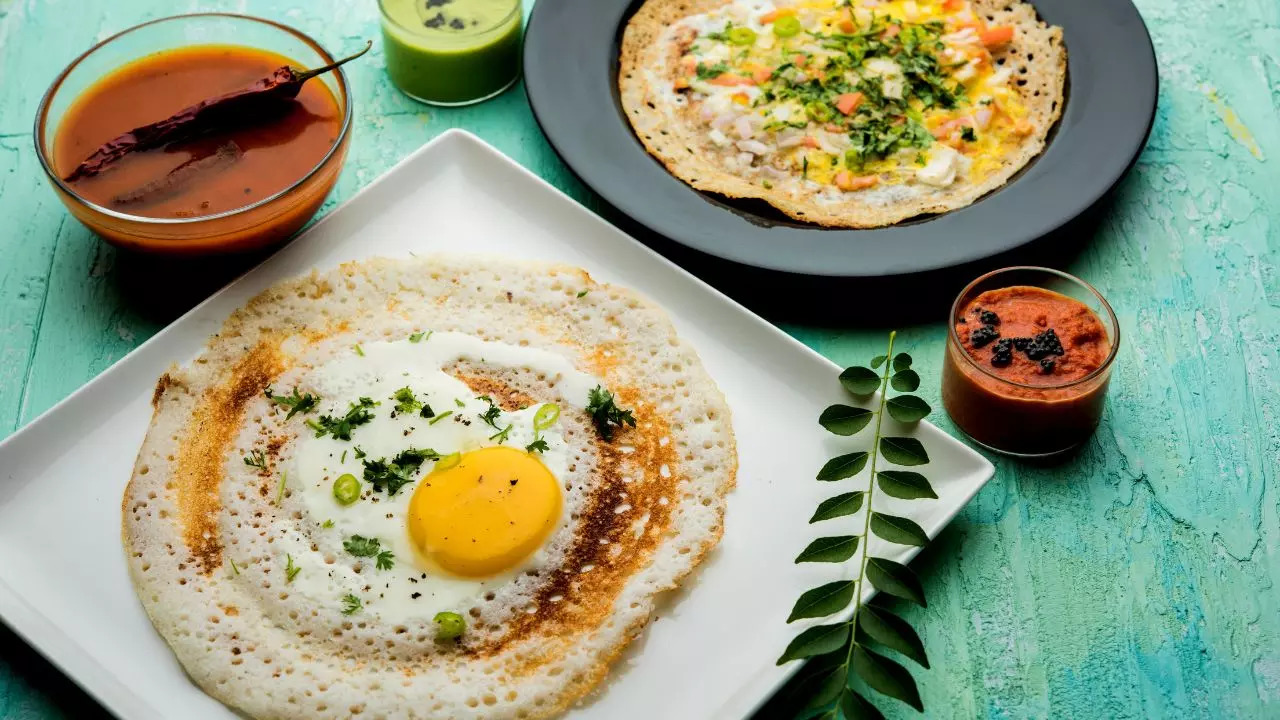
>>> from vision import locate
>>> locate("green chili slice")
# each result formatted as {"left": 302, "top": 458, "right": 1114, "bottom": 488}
{"left": 434, "top": 611, "right": 466, "bottom": 640}
{"left": 728, "top": 27, "right": 757, "bottom": 45}
{"left": 533, "top": 403, "right": 561, "bottom": 432}
{"left": 332, "top": 473, "right": 361, "bottom": 505}
{"left": 773, "top": 15, "right": 802, "bottom": 38}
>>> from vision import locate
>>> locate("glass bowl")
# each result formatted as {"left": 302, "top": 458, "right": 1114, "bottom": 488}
{"left": 34, "top": 13, "right": 353, "bottom": 255}
{"left": 941, "top": 266, "right": 1120, "bottom": 458}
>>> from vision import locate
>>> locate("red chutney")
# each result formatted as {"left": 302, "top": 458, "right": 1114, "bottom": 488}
{"left": 942, "top": 285, "right": 1115, "bottom": 456}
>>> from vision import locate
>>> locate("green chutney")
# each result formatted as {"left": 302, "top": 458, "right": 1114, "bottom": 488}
{"left": 380, "top": 0, "right": 523, "bottom": 106}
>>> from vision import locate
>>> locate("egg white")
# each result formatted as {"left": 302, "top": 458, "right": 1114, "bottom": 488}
{"left": 278, "top": 336, "right": 583, "bottom": 624}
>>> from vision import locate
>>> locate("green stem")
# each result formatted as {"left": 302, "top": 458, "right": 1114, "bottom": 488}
{"left": 841, "top": 331, "right": 896, "bottom": 670}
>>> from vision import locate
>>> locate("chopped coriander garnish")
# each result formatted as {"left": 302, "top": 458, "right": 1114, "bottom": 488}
{"left": 419, "top": 404, "right": 435, "bottom": 419}
{"left": 341, "top": 593, "right": 362, "bottom": 615}
{"left": 285, "top": 554, "right": 301, "bottom": 583}
{"left": 227, "top": 557, "right": 241, "bottom": 576}
{"left": 478, "top": 399, "right": 503, "bottom": 429}
{"left": 695, "top": 61, "right": 731, "bottom": 80}
{"left": 585, "top": 386, "right": 637, "bottom": 441}
{"left": 577, "top": 289, "right": 589, "bottom": 298}
{"left": 354, "top": 445, "right": 367, "bottom": 459}
{"left": 961, "top": 126, "right": 977, "bottom": 142}
{"left": 243, "top": 449, "right": 267, "bottom": 469}
{"left": 353, "top": 344, "right": 365, "bottom": 356}
{"left": 490, "top": 425, "right": 513, "bottom": 444}
{"left": 429, "top": 410, "right": 453, "bottom": 425}
{"left": 393, "top": 386, "right": 423, "bottom": 414}
{"left": 306, "top": 397, "right": 377, "bottom": 440}
{"left": 341, "top": 449, "right": 348, "bottom": 464}
{"left": 525, "top": 438, "right": 550, "bottom": 454}
{"left": 343, "top": 534, "right": 395, "bottom": 570}
{"left": 264, "top": 386, "right": 320, "bottom": 420}
{"left": 408, "top": 331, "right": 425, "bottom": 343}
{"left": 454, "top": 398, "right": 466, "bottom": 407}
{"left": 362, "top": 447, "right": 440, "bottom": 495}
{"left": 322, "top": 519, "right": 335, "bottom": 529}
{"left": 275, "top": 471, "right": 287, "bottom": 506}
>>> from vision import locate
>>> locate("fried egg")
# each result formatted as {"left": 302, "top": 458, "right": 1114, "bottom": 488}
{"left": 283, "top": 335, "right": 589, "bottom": 623}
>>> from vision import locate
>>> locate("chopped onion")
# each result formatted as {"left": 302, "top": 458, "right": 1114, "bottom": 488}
{"left": 975, "top": 108, "right": 993, "bottom": 129}
{"left": 737, "top": 139, "right": 770, "bottom": 155}
{"left": 734, "top": 115, "right": 754, "bottom": 139}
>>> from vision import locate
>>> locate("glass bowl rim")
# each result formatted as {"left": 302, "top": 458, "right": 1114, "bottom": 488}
{"left": 947, "top": 265, "right": 1121, "bottom": 391}
{"left": 32, "top": 12, "right": 354, "bottom": 226}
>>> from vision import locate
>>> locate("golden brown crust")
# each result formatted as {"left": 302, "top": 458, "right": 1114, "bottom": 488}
{"left": 619, "top": 0, "right": 1067, "bottom": 227}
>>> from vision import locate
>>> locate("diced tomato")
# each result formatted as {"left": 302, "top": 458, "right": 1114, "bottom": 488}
{"left": 759, "top": 8, "right": 795, "bottom": 23}
{"left": 825, "top": 123, "right": 844, "bottom": 132}
{"left": 810, "top": 68, "right": 827, "bottom": 81}
{"left": 980, "top": 26, "right": 1015, "bottom": 48}
{"left": 793, "top": 54, "right": 807, "bottom": 67}
{"left": 673, "top": 77, "right": 690, "bottom": 90}
{"left": 882, "top": 24, "right": 901, "bottom": 40}
{"left": 801, "top": 136, "right": 821, "bottom": 148}
{"left": 942, "top": 0, "right": 965, "bottom": 11}
{"left": 835, "top": 92, "right": 863, "bottom": 115}
{"left": 709, "top": 73, "right": 754, "bottom": 86}
{"left": 680, "top": 55, "right": 698, "bottom": 73}
{"left": 834, "top": 172, "right": 879, "bottom": 191}
{"left": 751, "top": 66, "right": 774, "bottom": 84}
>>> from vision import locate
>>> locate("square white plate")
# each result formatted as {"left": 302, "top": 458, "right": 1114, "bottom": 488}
{"left": 0, "top": 130, "right": 993, "bottom": 720}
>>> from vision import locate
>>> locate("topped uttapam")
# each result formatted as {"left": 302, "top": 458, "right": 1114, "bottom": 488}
{"left": 620, "top": 0, "right": 1066, "bottom": 227}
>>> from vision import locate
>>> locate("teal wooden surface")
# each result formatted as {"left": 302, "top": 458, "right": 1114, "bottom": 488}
{"left": 1, "top": 0, "right": 1278, "bottom": 717}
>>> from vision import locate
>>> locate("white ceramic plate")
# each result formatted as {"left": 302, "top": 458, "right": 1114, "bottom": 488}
{"left": 0, "top": 130, "right": 993, "bottom": 720}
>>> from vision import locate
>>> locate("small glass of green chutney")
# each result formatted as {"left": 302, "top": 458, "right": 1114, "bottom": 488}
{"left": 379, "top": 0, "right": 523, "bottom": 106}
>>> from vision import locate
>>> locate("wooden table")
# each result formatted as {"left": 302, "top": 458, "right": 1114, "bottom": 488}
{"left": 1, "top": 0, "right": 1277, "bottom": 717}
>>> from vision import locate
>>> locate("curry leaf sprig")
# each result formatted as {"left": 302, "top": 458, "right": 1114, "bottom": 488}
{"left": 778, "top": 331, "right": 939, "bottom": 718}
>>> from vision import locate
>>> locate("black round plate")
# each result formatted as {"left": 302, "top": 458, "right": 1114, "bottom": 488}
{"left": 524, "top": 0, "right": 1157, "bottom": 277}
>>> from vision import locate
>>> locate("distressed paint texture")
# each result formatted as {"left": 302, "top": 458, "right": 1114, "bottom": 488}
{"left": 0, "top": 0, "right": 1277, "bottom": 718}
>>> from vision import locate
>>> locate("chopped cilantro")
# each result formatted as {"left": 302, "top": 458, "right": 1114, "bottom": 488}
{"left": 585, "top": 386, "right": 637, "bottom": 441}
{"left": 525, "top": 438, "right": 550, "bottom": 454}
{"left": 429, "top": 410, "right": 453, "bottom": 425}
{"left": 341, "top": 594, "right": 362, "bottom": 615}
{"left": 961, "top": 126, "right": 977, "bottom": 142}
{"left": 306, "top": 397, "right": 378, "bottom": 440}
{"left": 695, "top": 61, "right": 731, "bottom": 80}
{"left": 243, "top": 449, "right": 267, "bottom": 470}
{"left": 577, "top": 289, "right": 589, "bottom": 298}
{"left": 285, "top": 554, "right": 301, "bottom": 583}
{"left": 343, "top": 535, "right": 395, "bottom": 570}
{"left": 321, "top": 519, "right": 334, "bottom": 529}
{"left": 362, "top": 447, "right": 440, "bottom": 495}
{"left": 419, "top": 404, "right": 435, "bottom": 419}
{"left": 408, "top": 331, "right": 425, "bottom": 343}
{"left": 353, "top": 344, "right": 365, "bottom": 356}
{"left": 393, "top": 386, "right": 423, "bottom": 414}
{"left": 264, "top": 386, "right": 320, "bottom": 420}
{"left": 489, "top": 425, "right": 513, "bottom": 444}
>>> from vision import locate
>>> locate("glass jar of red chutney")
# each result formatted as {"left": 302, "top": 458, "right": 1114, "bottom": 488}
{"left": 942, "top": 267, "right": 1120, "bottom": 458}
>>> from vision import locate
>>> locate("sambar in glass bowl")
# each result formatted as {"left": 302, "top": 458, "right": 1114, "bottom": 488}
{"left": 35, "top": 13, "right": 354, "bottom": 254}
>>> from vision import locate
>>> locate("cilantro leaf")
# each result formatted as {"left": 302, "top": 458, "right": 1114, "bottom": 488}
{"left": 585, "top": 386, "right": 637, "bottom": 441}
{"left": 264, "top": 386, "right": 320, "bottom": 420}
{"left": 341, "top": 594, "right": 362, "bottom": 615}
{"left": 306, "top": 397, "right": 378, "bottom": 441}
{"left": 361, "top": 447, "right": 440, "bottom": 495}
{"left": 393, "top": 386, "right": 422, "bottom": 415}
{"left": 243, "top": 449, "right": 267, "bottom": 470}
{"left": 525, "top": 438, "right": 550, "bottom": 454}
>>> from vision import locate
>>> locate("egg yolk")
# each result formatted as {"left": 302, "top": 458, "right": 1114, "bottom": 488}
{"left": 407, "top": 446, "right": 561, "bottom": 578}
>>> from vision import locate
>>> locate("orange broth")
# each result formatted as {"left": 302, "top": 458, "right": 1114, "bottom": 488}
{"left": 54, "top": 45, "right": 342, "bottom": 219}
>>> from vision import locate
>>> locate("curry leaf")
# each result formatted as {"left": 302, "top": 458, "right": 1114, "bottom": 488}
{"left": 870, "top": 355, "right": 888, "bottom": 369}
{"left": 817, "top": 451, "right": 869, "bottom": 481}
{"left": 870, "top": 513, "right": 929, "bottom": 547}
{"left": 852, "top": 645, "right": 924, "bottom": 711}
{"left": 787, "top": 581, "right": 856, "bottom": 622}
{"left": 777, "top": 624, "right": 851, "bottom": 664}
{"left": 890, "top": 369, "right": 920, "bottom": 392}
{"left": 819, "top": 404, "right": 874, "bottom": 436}
{"left": 885, "top": 395, "right": 931, "bottom": 423}
{"left": 810, "top": 492, "right": 865, "bottom": 522}
{"left": 877, "top": 471, "right": 937, "bottom": 500}
{"left": 796, "top": 535, "right": 860, "bottom": 563}
{"left": 859, "top": 605, "right": 930, "bottom": 668}
{"left": 841, "top": 688, "right": 887, "bottom": 720}
{"left": 865, "top": 557, "right": 927, "bottom": 607}
{"left": 840, "top": 366, "right": 881, "bottom": 395}
{"left": 879, "top": 437, "right": 929, "bottom": 466}
{"left": 891, "top": 353, "right": 913, "bottom": 371}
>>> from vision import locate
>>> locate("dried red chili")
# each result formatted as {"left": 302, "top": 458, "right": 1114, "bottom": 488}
{"left": 63, "top": 41, "right": 370, "bottom": 183}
